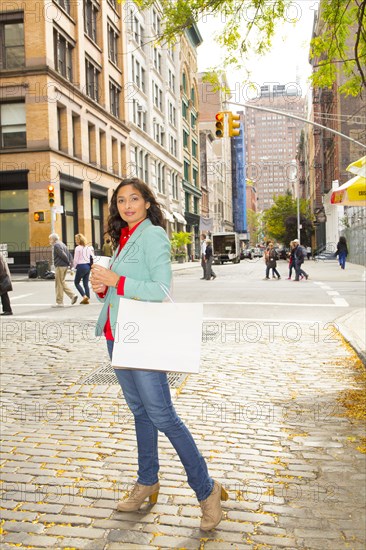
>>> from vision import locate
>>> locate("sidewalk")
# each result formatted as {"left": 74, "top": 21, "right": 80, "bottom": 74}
{"left": 1, "top": 317, "right": 365, "bottom": 549}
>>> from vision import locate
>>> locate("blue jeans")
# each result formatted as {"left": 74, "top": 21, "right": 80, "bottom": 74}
{"left": 338, "top": 251, "right": 346, "bottom": 269}
{"left": 74, "top": 264, "right": 91, "bottom": 298}
{"left": 107, "top": 340, "right": 214, "bottom": 501}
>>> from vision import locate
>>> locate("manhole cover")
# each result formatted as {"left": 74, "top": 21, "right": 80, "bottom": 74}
{"left": 80, "top": 364, "right": 188, "bottom": 388}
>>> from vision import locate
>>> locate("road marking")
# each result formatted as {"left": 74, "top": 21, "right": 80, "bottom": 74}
{"left": 203, "top": 317, "right": 326, "bottom": 324}
{"left": 321, "top": 285, "right": 332, "bottom": 290}
{"left": 11, "top": 294, "right": 33, "bottom": 300}
{"left": 327, "top": 291, "right": 339, "bottom": 296}
{"left": 332, "top": 297, "right": 349, "bottom": 307}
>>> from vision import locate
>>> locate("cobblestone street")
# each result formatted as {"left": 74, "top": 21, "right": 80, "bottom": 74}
{"left": 1, "top": 318, "right": 365, "bottom": 550}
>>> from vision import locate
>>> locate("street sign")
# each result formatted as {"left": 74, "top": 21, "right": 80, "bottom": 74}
{"left": 54, "top": 205, "right": 64, "bottom": 214}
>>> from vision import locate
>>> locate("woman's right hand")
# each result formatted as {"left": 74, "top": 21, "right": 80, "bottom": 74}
{"left": 90, "top": 272, "right": 107, "bottom": 295}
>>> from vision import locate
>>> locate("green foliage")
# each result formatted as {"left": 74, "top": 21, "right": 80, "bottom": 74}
{"left": 125, "top": 0, "right": 366, "bottom": 96}
{"left": 310, "top": 0, "right": 366, "bottom": 96}
{"left": 171, "top": 231, "right": 193, "bottom": 258}
{"left": 246, "top": 209, "right": 262, "bottom": 246}
{"left": 263, "top": 194, "right": 313, "bottom": 246}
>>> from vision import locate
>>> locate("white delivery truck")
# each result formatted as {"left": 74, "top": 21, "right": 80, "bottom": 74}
{"left": 211, "top": 232, "right": 241, "bottom": 264}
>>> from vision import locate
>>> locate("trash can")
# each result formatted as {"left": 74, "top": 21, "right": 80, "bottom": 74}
{"left": 36, "top": 260, "right": 50, "bottom": 278}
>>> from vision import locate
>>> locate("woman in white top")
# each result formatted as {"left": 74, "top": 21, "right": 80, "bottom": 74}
{"left": 73, "top": 234, "right": 94, "bottom": 304}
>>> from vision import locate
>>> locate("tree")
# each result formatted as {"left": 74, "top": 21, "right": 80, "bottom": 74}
{"left": 262, "top": 193, "right": 313, "bottom": 246}
{"left": 171, "top": 231, "right": 193, "bottom": 260}
{"left": 246, "top": 209, "right": 262, "bottom": 246}
{"left": 128, "top": 0, "right": 366, "bottom": 96}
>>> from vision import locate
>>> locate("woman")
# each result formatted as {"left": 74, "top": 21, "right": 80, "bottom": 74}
{"left": 336, "top": 236, "right": 348, "bottom": 269}
{"left": 264, "top": 242, "right": 281, "bottom": 279}
{"left": 205, "top": 239, "right": 216, "bottom": 280}
{"left": 287, "top": 241, "right": 295, "bottom": 280}
{"left": 0, "top": 253, "right": 13, "bottom": 315}
{"left": 90, "top": 178, "right": 228, "bottom": 531}
{"left": 73, "top": 234, "right": 94, "bottom": 304}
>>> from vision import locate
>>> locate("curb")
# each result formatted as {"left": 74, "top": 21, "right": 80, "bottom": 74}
{"left": 335, "top": 309, "right": 366, "bottom": 366}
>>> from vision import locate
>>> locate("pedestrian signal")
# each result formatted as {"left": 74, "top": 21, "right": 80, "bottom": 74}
{"left": 215, "top": 112, "right": 225, "bottom": 138}
{"left": 48, "top": 184, "right": 55, "bottom": 206}
{"left": 34, "top": 211, "right": 45, "bottom": 222}
{"left": 228, "top": 112, "right": 241, "bottom": 137}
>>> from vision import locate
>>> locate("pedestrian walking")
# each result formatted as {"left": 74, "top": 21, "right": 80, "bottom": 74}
{"left": 287, "top": 241, "right": 296, "bottom": 279}
{"left": 264, "top": 242, "right": 281, "bottom": 279}
{"left": 200, "top": 233, "right": 207, "bottom": 279}
{"left": 73, "top": 234, "right": 94, "bottom": 304}
{"left": 102, "top": 238, "right": 113, "bottom": 257}
{"left": 0, "top": 253, "right": 13, "bottom": 316}
{"left": 205, "top": 239, "right": 216, "bottom": 280}
{"left": 90, "top": 177, "right": 228, "bottom": 531}
{"left": 49, "top": 233, "right": 78, "bottom": 307}
{"left": 306, "top": 245, "right": 312, "bottom": 260}
{"left": 336, "top": 236, "right": 348, "bottom": 269}
{"left": 293, "top": 239, "right": 309, "bottom": 281}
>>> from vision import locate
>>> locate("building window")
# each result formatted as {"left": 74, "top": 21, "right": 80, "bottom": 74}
{"left": 193, "top": 167, "right": 198, "bottom": 186}
{"left": 72, "top": 113, "right": 81, "bottom": 157}
{"left": 108, "top": 23, "right": 118, "bottom": 65}
{"left": 0, "top": 102, "right": 26, "bottom": 149}
{"left": 169, "top": 135, "right": 177, "bottom": 157}
{"left": 155, "top": 162, "right": 165, "bottom": 194}
{"left": 184, "top": 160, "right": 190, "bottom": 181}
{"left": 55, "top": 0, "right": 71, "bottom": 13}
{"left": 191, "top": 87, "right": 195, "bottom": 105}
{"left": 185, "top": 192, "right": 190, "bottom": 212}
{"left": 85, "top": 58, "right": 100, "bottom": 101}
{"left": 191, "top": 112, "right": 197, "bottom": 129}
{"left": 54, "top": 28, "right": 73, "bottom": 81}
{"left": 153, "top": 46, "right": 162, "bottom": 73}
{"left": 132, "top": 15, "right": 144, "bottom": 46}
{"left": 183, "top": 130, "right": 189, "bottom": 149}
{"left": 168, "top": 69, "right": 175, "bottom": 93}
{"left": 88, "top": 123, "right": 96, "bottom": 164}
{"left": 194, "top": 196, "right": 199, "bottom": 214}
{"left": 109, "top": 80, "right": 120, "bottom": 117}
{"left": 132, "top": 56, "right": 146, "bottom": 92}
{"left": 84, "top": 0, "right": 98, "bottom": 43}
{"left": 171, "top": 172, "right": 178, "bottom": 200}
{"left": 182, "top": 72, "right": 187, "bottom": 94}
{"left": 57, "top": 105, "right": 68, "bottom": 152}
{"left": 0, "top": 17, "right": 24, "bottom": 69}
{"left": 168, "top": 102, "right": 176, "bottom": 126}
{"left": 192, "top": 140, "right": 197, "bottom": 158}
{"left": 152, "top": 9, "right": 161, "bottom": 34}
{"left": 152, "top": 82, "right": 163, "bottom": 111}
{"left": 182, "top": 100, "right": 188, "bottom": 120}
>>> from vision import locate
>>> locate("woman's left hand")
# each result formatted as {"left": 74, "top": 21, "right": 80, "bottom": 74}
{"left": 91, "top": 265, "right": 120, "bottom": 288}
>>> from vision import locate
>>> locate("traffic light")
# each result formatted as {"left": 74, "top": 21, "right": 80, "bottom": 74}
{"left": 228, "top": 112, "right": 241, "bottom": 137}
{"left": 215, "top": 112, "right": 225, "bottom": 138}
{"left": 48, "top": 184, "right": 55, "bottom": 206}
{"left": 34, "top": 211, "right": 45, "bottom": 222}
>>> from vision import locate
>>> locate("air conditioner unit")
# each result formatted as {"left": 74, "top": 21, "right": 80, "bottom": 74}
{"left": 137, "top": 105, "right": 143, "bottom": 111}
{"left": 153, "top": 117, "right": 157, "bottom": 122}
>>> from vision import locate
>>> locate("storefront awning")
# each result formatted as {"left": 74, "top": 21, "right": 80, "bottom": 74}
{"left": 173, "top": 211, "right": 187, "bottom": 224}
{"left": 162, "top": 209, "right": 174, "bottom": 223}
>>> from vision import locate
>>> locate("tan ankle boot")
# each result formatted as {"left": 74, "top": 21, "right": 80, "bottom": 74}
{"left": 200, "top": 480, "right": 228, "bottom": 531}
{"left": 116, "top": 482, "right": 160, "bottom": 512}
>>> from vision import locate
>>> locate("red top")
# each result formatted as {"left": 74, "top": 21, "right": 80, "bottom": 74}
{"left": 101, "top": 220, "right": 144, "bottom": 341}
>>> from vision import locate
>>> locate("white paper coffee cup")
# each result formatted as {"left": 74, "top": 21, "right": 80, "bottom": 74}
{"left": 93, "top": 255, "right": 111, "bottom": 269}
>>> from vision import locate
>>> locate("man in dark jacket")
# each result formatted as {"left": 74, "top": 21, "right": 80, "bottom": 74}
{"left": 49, "top": 233, "right": 77, "bottom": 307}
{"left": 293, "top": 239, "right": 309, "bottom": 281}
{"left": 0, "top": 253, "right": 13, "bottom": 315}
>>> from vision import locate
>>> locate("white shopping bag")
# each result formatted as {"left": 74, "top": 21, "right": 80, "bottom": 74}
{"left": 111, "top": 293, "right": 203, "bottom": 374}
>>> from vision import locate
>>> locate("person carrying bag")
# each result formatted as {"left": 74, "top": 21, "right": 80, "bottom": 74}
{"left": 90, "top": 177, "right": 228, "bottom": 531}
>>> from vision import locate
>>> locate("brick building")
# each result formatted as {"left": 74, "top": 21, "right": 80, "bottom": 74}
{"left": 0, "top": 0, "right": 129, "bottom": 270}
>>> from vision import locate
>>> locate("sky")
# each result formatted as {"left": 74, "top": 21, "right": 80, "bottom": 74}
{"left": 197, "top": 0, "right": 316, "bottom": 100}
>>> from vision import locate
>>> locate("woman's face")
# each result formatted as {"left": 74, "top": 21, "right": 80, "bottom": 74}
{"left": 116, "top": 184, "right": 150, "bottom": 228}
{"left": 75, "top": 236, "right": 80, "bottom": 245}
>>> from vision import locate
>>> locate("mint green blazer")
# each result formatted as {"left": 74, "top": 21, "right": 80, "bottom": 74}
{"left": 95, "top": 218, "right": 172, "bottom": 338}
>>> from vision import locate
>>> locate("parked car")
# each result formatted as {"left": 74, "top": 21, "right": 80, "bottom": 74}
{"left": 240, "top": 248, "right": 253, "bottom": 260}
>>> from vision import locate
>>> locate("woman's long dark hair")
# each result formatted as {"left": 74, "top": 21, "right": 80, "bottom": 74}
{"left": 106, "top": 178, "right": 166, "bottom": 248}
{"left": 339, "top": 236, "right": 347, "bottom": 245}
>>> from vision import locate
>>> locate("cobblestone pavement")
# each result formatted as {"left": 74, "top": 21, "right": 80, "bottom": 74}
{"left": 1, "top": 318, "right": 365, "bottom": 550}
